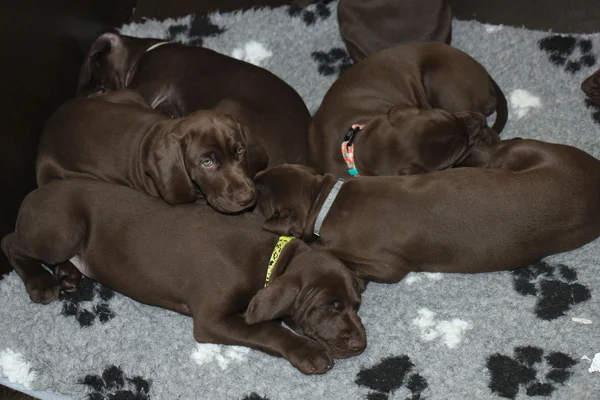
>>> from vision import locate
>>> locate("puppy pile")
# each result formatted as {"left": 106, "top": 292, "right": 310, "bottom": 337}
{"left": 2, "top": 1, "right": 600, "bottom": 398}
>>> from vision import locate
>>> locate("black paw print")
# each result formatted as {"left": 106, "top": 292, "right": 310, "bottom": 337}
{"left": 60, "top": 277, "right": 116, "bottom": 327}
{"left": 312, "top": 48, "right": 353, "bottom": 77}
{"left": 585, "top": 98, "right": 600, "bottom": 124}
{"left": 166, "top": 15, "right": 226, "bottom": 46}
{"left": 356, "top": 355, "right": 428, "bottom": 400}
{"left": 242, "top": 393, "right": 269, "bottom": 400}
{"left": 80, "top": 365, "right": 151, "bottom": 400}
{"left": 538, "top": 35, "right": 596, "bottom": 73}
{"left": 288, "top": 1, "right": 334, "bottom": 26}
{"left": 487, "top": 346, "right": 577, "bottom": 399}
{"left": 511, "top": 260, "right": 591, "bottom": 320}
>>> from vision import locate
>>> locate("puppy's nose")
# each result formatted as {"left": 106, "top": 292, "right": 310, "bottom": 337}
{"left": 234, "top": 190, "right": 255, "bottom": 206}
{"left": 348, "top": 337, "right": 367, "bottom": 352}
{"left": 344, "top": 332, "right": 366, "bottom": 352}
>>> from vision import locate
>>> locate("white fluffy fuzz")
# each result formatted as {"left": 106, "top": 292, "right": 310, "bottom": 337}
{"left": 0, "top": 349, "right": 37, "bottom": 389}
{"left": 191, "top": 343, "right": 250, "bottom": 371}
{"left": 509, "top": 89, "right": 542, "bottom": 119}
{"left": 231, "top": 41, "right": 273, "bottom": 66}
{"left": 412, "top": 308, "right": 471, "bottom": 348}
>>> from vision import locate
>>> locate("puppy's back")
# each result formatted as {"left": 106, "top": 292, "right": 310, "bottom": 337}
{"left": 36, "top": 90, "right": 166, "bottom": 186}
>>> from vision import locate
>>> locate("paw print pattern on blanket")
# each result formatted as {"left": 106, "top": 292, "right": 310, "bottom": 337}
{"left": 80, "top": 365, "right": 151, "bottom": 400}
{"left": 487, "top": 346, "right": 577, "bottom": 399}
{"left": 312, "top": 48, "right": 353, "bottom": 77}
{"left": 355, "top": 355, "right": 428, "bottom": 400}
{"left": 584, "top": 99, "right": 600, "bottom": 125}
{"left": 511, "top": 260, "right": 591, "bottom": 320}
{"left": 166, "top": 15, "right": 226, "bottom": 46}
{"left": 538, "top": 35, "right": 596, "bottom": 73}
{"left": 242, "top": 393, "right": 269, "bottom": 400}
{"left": 288, "top": 1, "right": 334, "bottom": 26}
{"left": 59, "top": 277, "right": 116, "bottom": 327}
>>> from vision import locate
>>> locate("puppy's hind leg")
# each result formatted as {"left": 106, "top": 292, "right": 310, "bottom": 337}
{"left": 2, "top": 233, "right": 62, "bottom": 304}
{"left": 1, "top": 189, "right": 86, "bottom": 304}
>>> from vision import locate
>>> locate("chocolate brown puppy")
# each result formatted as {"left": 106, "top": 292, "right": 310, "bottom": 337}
{"left": 582, "top": 68, "right": 600, "bottom": 105}
{"left": 77, "top": 32, "right": 311, "bottom": 166}
{"left": 309, "top": 42, "right": 507, "bottom": 178}
{"left": 338, "top": 0, "right": 452, "bottom": 62}
{"left": 1, "top": 179, "right": 366, "bottom": 374}
{"left": 37, "top": 89, "right": 268, "bottom": 213}
{"left": 255, "top": 139, "right": 600, "bottom": 282}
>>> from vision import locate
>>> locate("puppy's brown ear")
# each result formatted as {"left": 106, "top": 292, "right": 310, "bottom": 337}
{"left": 453, "top": 111, "right": 486, "bottom": 142}
{"left": 245, "top": 275, "right": 300, "bottom": 324}
{"left": 147, "top": 133, "right": 197, "bottom": 205}
{"left": 262, "top": 210, "right": 303, "bottom": 238}
{"left": 240, "top": 126, "right": 269, "bottom": 176}
{"left": 77, "top": 31, "right": 128, "bottom": 97}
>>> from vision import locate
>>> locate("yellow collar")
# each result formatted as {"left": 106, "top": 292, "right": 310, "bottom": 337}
{"left": 264, "top": 236, "right": 294, "bottom": 287}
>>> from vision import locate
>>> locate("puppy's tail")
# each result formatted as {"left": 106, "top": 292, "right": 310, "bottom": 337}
{"left": 490, "top": 77, "right": 508, "bottom": 134}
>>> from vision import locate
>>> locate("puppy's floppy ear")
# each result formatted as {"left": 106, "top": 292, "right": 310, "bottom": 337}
{"left": 146, "top": 132, "right": 197, "bottom": 205}
{"left": 453, "top": 111, "right": 486, "bottom": 141}
{"left": 77, "top": 31, "right": 128, "bottom": 97}
{"left": 245, "top": 275, "right": 300, "bottom": 324}
{"left": 262, "top": 210, "right": 303, "bottom": 238}
{"left": 240, "top": 125, "right": 269, "bottom": 176}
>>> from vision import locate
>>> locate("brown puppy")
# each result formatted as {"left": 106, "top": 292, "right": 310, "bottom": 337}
{"left": 1, "top": 178, "right": 366, "bottom": 374}
{"left": 76, "top": 32, "right": 311, "bottom": 166}
{"left": 254, "top": 139, "right": 600, "bottom": 283}
{"left": 309, "top": 42, "right": 507, "bottom": 178}
{"left": 37, "top": 90, "right": 268, "bottom": 214}
{"left": 338, "top": 0, "right": 452, "bottom": 62}
{"left": 582, "top": 68, "right": 600, "bottom": 104}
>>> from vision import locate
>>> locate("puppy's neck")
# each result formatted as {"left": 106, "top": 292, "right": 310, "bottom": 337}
{"left": 302, "top": 174, "right": 340, "bottom": 242}
{"left": 266, "top": 239, "right": 309, "bottom": 282}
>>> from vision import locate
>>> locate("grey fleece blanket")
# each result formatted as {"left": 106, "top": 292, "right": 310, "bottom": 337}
{"left": 1, "top": 1, "right": 600, "bottom": 399}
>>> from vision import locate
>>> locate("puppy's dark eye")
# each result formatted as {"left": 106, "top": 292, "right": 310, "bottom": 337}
{"left": 201, "top": 159, "right": 214, "bottom": 168}
{"left": 331, "top": 301, "right": 340, "bottom": 310}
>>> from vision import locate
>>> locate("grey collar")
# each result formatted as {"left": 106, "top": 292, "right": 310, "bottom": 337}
{"left": 313, "top": 179, "right": 345, "bottom": 237}
{"left": 145, "top": 41, "right": 171, "bottom": 53}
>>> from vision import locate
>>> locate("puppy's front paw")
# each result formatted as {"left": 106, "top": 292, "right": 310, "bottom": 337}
{"left": 25, "top": 273, "right": 60, "bottom": 304}
{"left": 287, "top": 340, "right": 333, "bottom": 375}
{"left": 54, "top": 263, "right": 82, "bottom": 293}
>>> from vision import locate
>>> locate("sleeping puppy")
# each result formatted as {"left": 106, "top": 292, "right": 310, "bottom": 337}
{"left": 37, "top": 90, "right": 268, "bottom": 213}
{"left": 309, "top": 42, "right": 506, "bottom": 178}
{"left": 253, "top": 139, "right": 600, "bottom": 283}
{"left": 76, "top": 32, "right": 311, "bottom": 167}
{"left": 1, "top": 178, "right": 366, "bottom": 374}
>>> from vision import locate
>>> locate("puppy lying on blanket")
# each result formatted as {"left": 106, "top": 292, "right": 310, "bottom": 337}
{"left": 1, "top": 179, "right": 366, "bottom": 374}
{"left": 77, "top": 32, "right": 311, "bottom": 166}
{"left": 308, "top": 43, "right": 507, "bottom": 177}
{"left": 255, "top": 139, "right": 600, "bottom": 283}
{"left": 37, "top": 89, "right": 268, "bottom": 214}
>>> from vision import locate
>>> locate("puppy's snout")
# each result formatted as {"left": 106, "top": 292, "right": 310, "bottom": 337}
{"left": 347, "top": 332, "right": 367, "bottom": 352}
{"left": 233, "top": 189, "right": 256, "bottom": 206}
{"left": 340, "top": 328, "right": 366, "bottom": 353}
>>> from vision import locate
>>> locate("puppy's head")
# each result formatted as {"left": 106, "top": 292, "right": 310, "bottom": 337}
{"left": 254, "top": 164, "right": 324, "bottom": 237}
{"left": 582, "top": 69, "right": 600, "bottom": 105}
{"left": 77, "top": 32, "right": 161, "bottom": 97}
{"left": 148, "top": 111, "right": 268, "bottom": 213}
{"left": 360, "top": 106, "right": 487, "bottom": 175}
{"left": 245, "top": 247, "right": 367, "bottom": 359}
